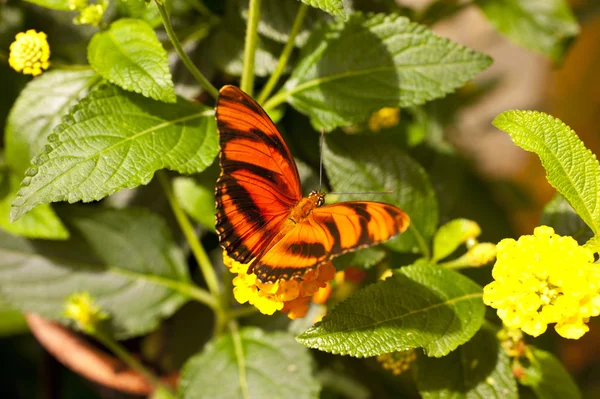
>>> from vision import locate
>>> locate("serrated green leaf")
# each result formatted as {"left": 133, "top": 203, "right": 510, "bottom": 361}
{"left": 521, "top": 347, "right": 581, "bottom": 399}
{"left": 270, "top": 13, "right": 492, "bottom": 131}
{"left": 432, "top": 219, "right": 481, "bottom": 263}
{"left": 88, "top": 19, "right": 176, "bottom": 103}
{"left": 323, "top": 133, "right": 438, "bottom": 255}
{"left": 541, "top": 193, "right": 593, "bottom": 245}
{"left": 180, "top": 327, "right": 320, "bottom": 399}
{"left": 0, "top": 171, "right": 68, "bottom": 239}
{"left": 23, "top": 0, "right": 71, "bottom": 10}
{"left": 297, "top": 263, "right": 484, "bottom": 358}
{"left": 0, "top": 296, "right": 28, "bottom": 337}
{"left": 117, "top": 0, "right": 165, "bottom": 28}
{"left": 5, "top": 69, "right": 101, "bottom": 177}
{"left": 493, "top": 111, "right": 600, "bottom": 236}
{"left": 10, "top": 84, "right": 217, "bottom": 221}
{"left": 475, "top": 0, "right": 578, "bottom": 63}
{"left": 415, "top": 326, "right": 518, "bottom": 399}
{"left": 300, "top": 0, "right": 345, "bottom": 18}
{"left": 333, "top": 246, "right": 386, "bottom": 270}
{"left": 0, "top": 206, "right": 190, "bottom": 339}
{"left": 241, "top": 0, "right": 321, "bottom": 47}
{"left": 173, "top": 176, "right": 215, "bottom": 231}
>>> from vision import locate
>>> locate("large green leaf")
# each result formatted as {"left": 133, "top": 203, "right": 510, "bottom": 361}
{"left": 268, "top": 13, "right": 492, "bottom": 130}
{"left": 173, "top": 176, "right": 216, "bottom": 231}
{"left": 541, "top": 193, "right": 593, "bottom": 245}
{"left": 323, "top": 133, "right": 438, "bottom": 254}
{"left": 117, "top": 0, "right": 164, "bottom": 28}
{"left": 300, "top": 0, "right": 345, "bottom": 18}
{"left": 332, "top": 246, "right": 386, "bottom": 271}
{"left": 11, "top": 84, "right": 217, "bottom": 221}
{"left": 180, "top": 328, "right": 320, "bottom": 399}
{"left": 297, "top": 263, "right": 484, "bottom": 358}
{"left": 475, "top": 0, "right": 578, "bottom": 63}
{"left": 0, "top": 206, "right": 190, "bottom": 339}
{"left": 4, "top": 69, "right": 101, "bottom": 177}
{"left": 415, "top": 326, "right": 518, "bottom": 399}
{"left": 493, "top": 111, "right": 600, "bottom": 236}
{"left": 520, "top": 347, "right": 581, "bottom": 399}
{"left": 88, "top": 19, "right": 176, "bottom": 103}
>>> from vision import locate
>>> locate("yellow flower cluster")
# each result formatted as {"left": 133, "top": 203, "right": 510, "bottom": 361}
{"left": 63, "top": 292, "right": 108, "bottom": 334}
{"left": 68, "top": 0, "right": 107, "bottom": 26}
{"left": 224, "top": 253, "right": 335, "bottom": 319}
{"left": 377, "top": 350, "right": 416, "bottom": 375}
{"left": 484, "top": 226, "right": 600, "bottom": 339}
{"left": 9, "top": 30, "right": 50, "bottom": 76}
{"left": 368, "top": 108, "right": 400, "bottom": 132}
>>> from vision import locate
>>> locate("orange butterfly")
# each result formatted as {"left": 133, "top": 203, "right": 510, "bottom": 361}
{"left": 215, "top": 85, "right": 410, "bottom": 283}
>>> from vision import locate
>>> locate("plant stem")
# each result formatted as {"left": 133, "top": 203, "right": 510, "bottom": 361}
{"left": 94, "top": 329, "right": 171, "bottom": 394}
{"left": 229, "top": 320, "right": 250, "bottom": 399}
{"left": 240, "top": 0, "right": 262, "bottom": 96}
{"left": 157, "top": 171, "right": 221, "bottom": 298}
{"left": 156, "top": 0, "right": 219, "bottom": 100}
{"left": 256, "top": 2, "right": 308, "bottom": 104}
{"left": 229, "top": 306, "right": 259, "bottom": 319}
{"left": 262, "top": 88, "right": 288, "bottom": 112}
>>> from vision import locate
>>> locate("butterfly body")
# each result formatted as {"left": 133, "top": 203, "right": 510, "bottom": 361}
{"left": 215, "top": 85, "right": 410, "bottom": 283}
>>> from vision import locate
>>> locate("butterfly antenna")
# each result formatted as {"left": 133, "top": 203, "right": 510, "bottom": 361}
{"left": 319, "top": 128, "right": 325, "bottom": 192}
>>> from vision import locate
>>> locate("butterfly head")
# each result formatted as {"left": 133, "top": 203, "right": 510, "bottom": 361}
{"left": 309, "top": 190, "right": 326, "bottom": 208}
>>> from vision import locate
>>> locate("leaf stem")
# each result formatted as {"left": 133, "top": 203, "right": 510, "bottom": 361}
{"left": 256, "top": 3, "right": 308, "bottom": 104}
{"left": 93, "top": 329, "right": 173, "bottom": 395}
{"left": 410, "top": 225, "right": 431, "bottom": 260}
{"left": 262, "top": 88, "right": 288, "bottom": 112}
{"left": 156, "top": 1, "right": 219, "bottom": 100}
{"left": 157, "top": 171, "right": 221, "bottom": 299}
{"left": 229, "top": 306, "right": 259, "bottom": 319}
{"left": 240, "top": 0, "right": 262, "bottom": 96}
{"left": 228, "top": 320, "right": 250, "bottom": 399}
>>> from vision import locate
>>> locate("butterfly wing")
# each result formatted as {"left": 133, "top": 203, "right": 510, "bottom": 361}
{"left": 215, "top": 85, "right": 302, "bottom": 263}
{"left": 252, "top": 202, "right": 410, "bottom": 282}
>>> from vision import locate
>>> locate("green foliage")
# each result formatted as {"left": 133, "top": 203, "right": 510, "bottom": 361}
{"left": 300, "top": 0, "right": 345, "bottom": 18}
{"left": 173, "top": 176, "right": 216, "bottom": 231}
{"left": 475, "top": 0, "right": 578, "bottom": 63}
{"left": 520, "top": 347, "right": 581, "bottom": 399}
{"left": 0, "top": 297, "right": 28, "bottom": 337}
{"left": 332, "top": 246, "right": 386, "bottom": 270}
{"left": 179, "top": 328, "right": 320, "bottom": 399}
{"left": 323, "top": 132, "right": 438, "bottom": 255}
{"left": 432, "top": 219, "right": 481, "bottom": 263}
{"left": 11, "top": 84, "right": 217, "bottom": 221}
{"left": 297, "top": 263, "right": 484, "bottom": 357}
{"left": 494, "top": 111, "right": 600, "bottom": 236}
{"left": 23, "top": 0, "right": 71, "bottom": 10}
{"left": 88, "top": 19, "right": 176, "bottom": 103}
{"left": 541, "top": 194, "right": 593, "bottom": 245}
{"left": 415, "top": 326, "right": 518, "bottom": 399}
{"left": 272, "top": 13, "right": 492, "bottom": 130}
{"left": 0, "top": 206, "right": 190, "bottom": 339}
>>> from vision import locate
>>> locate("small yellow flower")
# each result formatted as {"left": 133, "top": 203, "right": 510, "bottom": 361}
{"left": 368, "top": 108, "right": 400, "bottom": 132}
{"left": 483, "top": 226, "right": 600, "bottom": 339}
{"left": 377, "top": 350, "right": 416, "bottom": 375}
{"left": 73, "top": 3, "right": 106, "bottom": 26}
{"left": 9, "top": 30, "right": 50, "bottom": 76}
{"left": 63, "top": 292, "right": 108, "bottom": 334}
{"left": 224, "top": 252, "right": 336, "bottom": 319}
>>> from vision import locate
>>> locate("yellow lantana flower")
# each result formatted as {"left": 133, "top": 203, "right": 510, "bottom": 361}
{"left": 9, "top": 30, "right": 50, "bottom": 76}
{"left": 484, "top": 226, "right": 600, "bottom": 339}
{"left": 368, "top": 108, "right": 400, "bottom": 132}
{"left": 63, "top": 292, "right": 108, "bottom": 334}
{"left": 224, "top": 252, "right": 336, "bottom": 319}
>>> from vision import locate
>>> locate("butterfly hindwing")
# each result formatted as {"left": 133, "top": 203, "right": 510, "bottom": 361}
{"left": 253, "top": 202, "right": 410, "bottom": 282}
{"left": 216, "top": 86, "right": 302, "bottom": 263}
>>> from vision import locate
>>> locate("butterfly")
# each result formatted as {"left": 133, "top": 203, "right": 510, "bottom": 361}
{"left": 215, "top": 85, "right": 410, "bottom": 283}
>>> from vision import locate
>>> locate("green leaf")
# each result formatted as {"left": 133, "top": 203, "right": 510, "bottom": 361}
{"left": 297, "top": 263, "right": 484, "bottom": 358}
{"left": 432, "top": 219, "right": 481, "bottom": 263}
{"left": 23, "top": 0, "right": 71, "bottom": 10}
{"left": 180, "top": 327, "right": 320, "bottom": 399}
{"left": 521, "top": 347, "right": 581, "bottom": 399}
{"left": 11, "top": 84, "right": 218, "bottom": 221}
{"left": 117, "top": 0, "right": 164, "bottom": 28}
{"left": 300, "top": 0, "right": 345, "bottom": 18}
{"left": 0, "top": 171, "right": 68, "bottom": 239}
{"left": 415, "top": 326, "right": 518, "bottom": 399}
{"left": 475, "top": 0, "right": 578, "bottom": 63}
{"left": 0, "top": 206, "right": 190, "bottom": 339}
{"left": 271, "top": 13, "right": 492, "bottom": 131}
{"left": 541, "top": 193, "right": 593, "bottom": 245}
{"left": 0, "top": 296, "right": 28, "bottom": 337}
{"left": 332, "top": 246, "right": 386, "bottom": 270}
{"left": 88, "top": 19, "right": 176, "bottom": 103}
{"left": 493, "top": 111, "right": 600, "bottom": 236}
{"left": 5, "top": 69, "right": 101, "bottom": 177}
{"left": 323, "top": 132, "right": 438, "bottom": 255}
{"left": 173, "top": 176, "right": 215, "bottom": 231}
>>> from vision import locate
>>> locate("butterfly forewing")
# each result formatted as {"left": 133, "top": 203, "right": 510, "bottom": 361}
{"left": 215, "top": 86, "right": 302, "bottom": 263}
